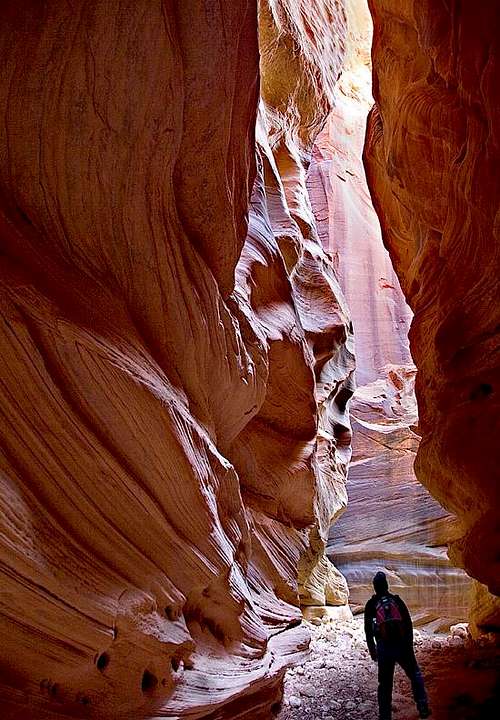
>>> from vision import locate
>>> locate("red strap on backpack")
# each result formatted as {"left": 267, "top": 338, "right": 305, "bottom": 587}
{"left": 375, "top": 595, "right": 404, "bottom": 641}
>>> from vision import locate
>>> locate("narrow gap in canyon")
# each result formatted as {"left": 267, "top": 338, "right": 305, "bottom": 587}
{"left": 274, "top": 4, "right": 499, "bottom": 718}
{"left": 309, "top": 2, "right": 472, "bottom": 629}
{"left": 0, "top": 1, "right": 498, "bottom": 720}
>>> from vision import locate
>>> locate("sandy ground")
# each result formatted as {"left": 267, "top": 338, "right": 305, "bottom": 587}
{"left": 278, "top": 615, "right": 499, "bottom": 720}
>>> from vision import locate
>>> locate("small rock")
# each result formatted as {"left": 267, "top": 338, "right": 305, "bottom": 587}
{"left": 450, "top": 623, "right": 469, "bottom": 639}
{"left": 359, "top": 700, "right": 375, "bottom": 711}
{"left": 289, "top": 696, "right": 302, "bottom": 708}
{"left": 295, "top": 666, "right": 304, "bottom": 675}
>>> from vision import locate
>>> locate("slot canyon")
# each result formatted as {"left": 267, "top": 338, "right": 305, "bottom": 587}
{"left": 0, "top": 1, "right": 498, "bottom": 719}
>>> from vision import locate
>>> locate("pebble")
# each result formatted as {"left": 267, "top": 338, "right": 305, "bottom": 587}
{"left": 288, "top": 696, "right": 302, "bottom": 708}
{"left": 359, "top": 700, "right": 375, "bottom": 711}
{"left": 450, "top": 623, "right": 469, "bottom": 639}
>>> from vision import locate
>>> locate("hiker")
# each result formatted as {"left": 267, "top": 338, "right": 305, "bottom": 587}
{"left": 364, "top": 571, "right": 431, "bottom": 720}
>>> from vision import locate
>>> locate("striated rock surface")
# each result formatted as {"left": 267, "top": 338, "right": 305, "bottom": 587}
{"left": 308, "top": 0, "right": 472, "bottom": 626}
{"left": 331, "top": 366, "right": 472, "bottom": 627}
{"left": 307, "top": 0, "right": 412, "bottom": 387}
{"left": 0, "top": 1, "right": 353, "bottom": 718}
{"left": 364, "top": 0, "right": 500, "bottom": 625}
{"left": 254, "top": 0, "right": 355, "bottom": 610}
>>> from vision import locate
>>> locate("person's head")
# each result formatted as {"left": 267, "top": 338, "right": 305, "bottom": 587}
{"left": 373, "top": 571, "right": 389, "bottom": 595}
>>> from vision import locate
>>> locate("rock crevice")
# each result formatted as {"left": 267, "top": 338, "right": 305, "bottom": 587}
{"left": 364, "top": 0, "right": 500, "bottom": 627}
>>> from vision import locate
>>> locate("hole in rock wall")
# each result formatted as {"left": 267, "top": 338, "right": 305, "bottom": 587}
{"left": 470, "top": 383, "right": 493, "bottom": 401}
{"left": 96, "top": 653, "right": 110, "bottom": 673}
{"left": 141, "top": 670, "right": 158, "bottom": 695}
{"left": 164, "top": 606, "right": 177, "bottom": 621}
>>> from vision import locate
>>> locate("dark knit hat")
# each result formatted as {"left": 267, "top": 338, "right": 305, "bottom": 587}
{"left": 373, "top": 571, "right": 389, "bottom": 594}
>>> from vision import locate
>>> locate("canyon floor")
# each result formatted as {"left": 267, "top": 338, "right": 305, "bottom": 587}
{"left": 278, "top": 614, "right": 500, "bottom": 720}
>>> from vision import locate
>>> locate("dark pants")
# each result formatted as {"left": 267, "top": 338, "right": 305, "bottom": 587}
{"left": 377, "top": 643, "right": 428, "bottom": 720}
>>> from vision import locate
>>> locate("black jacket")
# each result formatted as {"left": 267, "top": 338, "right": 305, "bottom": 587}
{"left": 364, "top": 592, "right": 413, "bottom": 656}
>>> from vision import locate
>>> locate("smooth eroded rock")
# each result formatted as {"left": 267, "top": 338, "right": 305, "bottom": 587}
{"left": 0, "top": 1, "right": 354, "bottom": 717}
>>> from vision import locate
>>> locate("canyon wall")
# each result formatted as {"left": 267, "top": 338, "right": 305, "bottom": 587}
{"left": 364, "top": 0, "right": 500, "bottom": 630}
{"left": 308, "top": 0, "right": 472, "bottom": 626}
{"left": 0, "top": 1, "right": 354, "bottom": 718}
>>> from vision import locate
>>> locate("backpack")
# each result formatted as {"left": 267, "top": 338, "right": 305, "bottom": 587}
{"left": 374, "top": 595, "right": 405, "bottom": 643}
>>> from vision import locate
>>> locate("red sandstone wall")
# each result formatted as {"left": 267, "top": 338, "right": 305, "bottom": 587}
{"left": 364, "top": 0, "right": 500, "bottom": 627}
{"left": 0, "top": 1, "right": 354, "bottom": 717}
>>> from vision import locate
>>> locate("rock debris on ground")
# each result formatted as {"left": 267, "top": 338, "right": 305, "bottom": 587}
{"left": 278, "top": 615, "right": 500, "bottom": 720}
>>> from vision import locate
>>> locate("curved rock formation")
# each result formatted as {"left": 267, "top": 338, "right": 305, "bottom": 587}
{"left": 364, "top": 0, "right": 500, "bottom": 628}
{"left": 0, "top": 1, "right": 354, "bottom": 717}
{"left": 258, "top": 0, "right": 355, "bottom": 609}
{"left": 308, "top": 0, "right": 472, "bottom": 627}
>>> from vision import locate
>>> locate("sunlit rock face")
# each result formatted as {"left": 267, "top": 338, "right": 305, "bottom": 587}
{"left": 308, "top": 0, "right": 472, "bottom": 626}
{"left": 331, "top": 367, "right": 473, "bottom": 628}
{"left": 307, "top": 0, "right": 412, "bottom": 389}
{"left": 364, "top": 0, "right": 500, "bottom": 630}
{"left": 0, "top": 1, "right": 354, "bottom": 717}
{"left": 258, "top": 0, "right": 356, "bottom": 609}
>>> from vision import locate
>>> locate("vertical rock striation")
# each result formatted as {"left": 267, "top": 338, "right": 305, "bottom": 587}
{"left": 0, "top": 1, "right": 353, "bottom": 717}
{"left": 307, "top": 0, "right": 472, "bottom": 626}
{"left": 308, "top": 0, "right": 412, "bottom": 388}
{"left": 364, "top": 0, "right": 500, "bottom": 628}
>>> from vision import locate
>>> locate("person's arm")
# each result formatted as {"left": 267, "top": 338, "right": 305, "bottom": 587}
{"left": 364, "top": 599, "right": 377, "bottom": 660}
{"left": 395, "top": 596, "right": 413, "bottom": 645}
